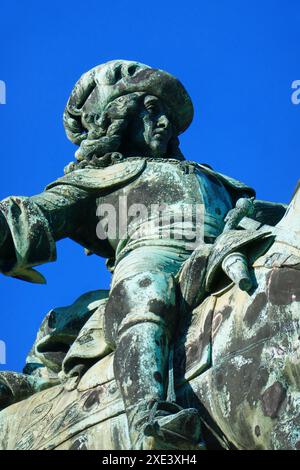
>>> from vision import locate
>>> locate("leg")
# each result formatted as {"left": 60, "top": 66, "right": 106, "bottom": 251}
{"left": 104, "top": 270, "right": 176, "bottom": 447}
{"left": 104, "top": 265, "right": 203, "bottom": 449}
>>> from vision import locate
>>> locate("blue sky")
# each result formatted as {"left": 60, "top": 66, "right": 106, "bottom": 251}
{"left": 0, "top": 0, "right": 300, "bottom": 371}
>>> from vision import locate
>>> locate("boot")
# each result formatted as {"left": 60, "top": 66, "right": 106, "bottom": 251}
{"left": 113, "top": 321, "right": 205, "bottom": 450}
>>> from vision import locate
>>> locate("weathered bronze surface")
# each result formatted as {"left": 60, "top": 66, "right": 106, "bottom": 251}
{"left": 0, "top": 60, "right": 298, "bottom": 450}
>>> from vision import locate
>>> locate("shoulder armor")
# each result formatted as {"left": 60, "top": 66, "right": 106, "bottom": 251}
{"left": 189, "top": 161, "right": 255, "bottom": 198}
{"left": 46, "top": 159, "right": 146, "bottom": 192}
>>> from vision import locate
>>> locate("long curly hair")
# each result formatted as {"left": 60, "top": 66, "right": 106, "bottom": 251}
{"left": 64, "top": 92, "right": 184, "bottom": 174}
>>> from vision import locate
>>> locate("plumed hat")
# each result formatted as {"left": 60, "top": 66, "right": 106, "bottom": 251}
{"left": 63, "top": 60, "right": 194, "bottom": 145}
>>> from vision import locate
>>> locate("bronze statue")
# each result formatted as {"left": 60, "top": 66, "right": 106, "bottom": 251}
{"left": 0, "top": 60, "right": 299, "bottom": 451}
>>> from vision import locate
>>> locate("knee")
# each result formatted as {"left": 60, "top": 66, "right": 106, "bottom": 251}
{"left": 103, "top": 272, "right": 177, "bottom": 347}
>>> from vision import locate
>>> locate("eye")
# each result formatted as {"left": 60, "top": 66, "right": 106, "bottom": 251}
{"left": 145, "top": 102, "right": 159, "bottom": 115}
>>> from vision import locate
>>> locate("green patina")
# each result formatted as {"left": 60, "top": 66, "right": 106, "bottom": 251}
{"left": 0, "top": 60, "right": 299, "bottom": 451}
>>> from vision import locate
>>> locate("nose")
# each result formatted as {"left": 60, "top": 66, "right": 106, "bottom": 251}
{"left": 156, "top": 114, "right": 170, "bottom": 129}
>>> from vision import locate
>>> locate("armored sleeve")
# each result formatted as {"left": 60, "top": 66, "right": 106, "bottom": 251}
{"left": 0, "top": 184, "right": 95, "bottom": 283}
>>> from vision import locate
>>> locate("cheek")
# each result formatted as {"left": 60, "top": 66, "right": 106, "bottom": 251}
{"left": 141, "top": 117, "right": 154, "bottom": 141}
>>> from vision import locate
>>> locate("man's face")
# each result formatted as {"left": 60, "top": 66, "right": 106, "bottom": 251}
{"left": 124, "top": 95, "right": 173, "bottom": 157}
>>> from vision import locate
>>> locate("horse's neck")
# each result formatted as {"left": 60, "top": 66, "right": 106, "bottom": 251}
{"left": 276, "top": 181, "right": 300, "bottom": 233}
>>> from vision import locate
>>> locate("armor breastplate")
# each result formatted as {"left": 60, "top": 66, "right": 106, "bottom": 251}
{"left": 193, "top": 167, "right": 233, "bottom": 239}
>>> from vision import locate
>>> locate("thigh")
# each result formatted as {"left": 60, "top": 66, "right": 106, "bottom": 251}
{"left": 111, "top": 245, "right": 190, "bottom": 289}
{"left": 104, "top": 247, "right": 190, "bottom": 347}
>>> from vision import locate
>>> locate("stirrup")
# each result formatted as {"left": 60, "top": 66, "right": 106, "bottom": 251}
{"left": 143, "top": 401, "right": 206, "bottom": 450}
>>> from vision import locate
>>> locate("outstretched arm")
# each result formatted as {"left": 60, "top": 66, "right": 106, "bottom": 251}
{"left": 0, "top": 184, "right": 103, "bottom": 283}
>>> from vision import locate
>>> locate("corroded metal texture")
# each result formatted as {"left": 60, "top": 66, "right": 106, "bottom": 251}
{"left": 0, "top": 60, "right": 298, "bottom": 450}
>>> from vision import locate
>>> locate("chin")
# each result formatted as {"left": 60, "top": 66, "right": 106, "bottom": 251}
{"left": 149, "top": 143, "right": 168, "bottom": 156}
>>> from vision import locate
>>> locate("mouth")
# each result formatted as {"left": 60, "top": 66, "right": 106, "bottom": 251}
{"left": 153, "top": 129, "right": 167, "bottom": 139}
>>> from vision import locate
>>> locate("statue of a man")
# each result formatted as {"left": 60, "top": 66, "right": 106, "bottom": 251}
{"left": 0, "top": 60, "right": 255, "bottom": 449}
